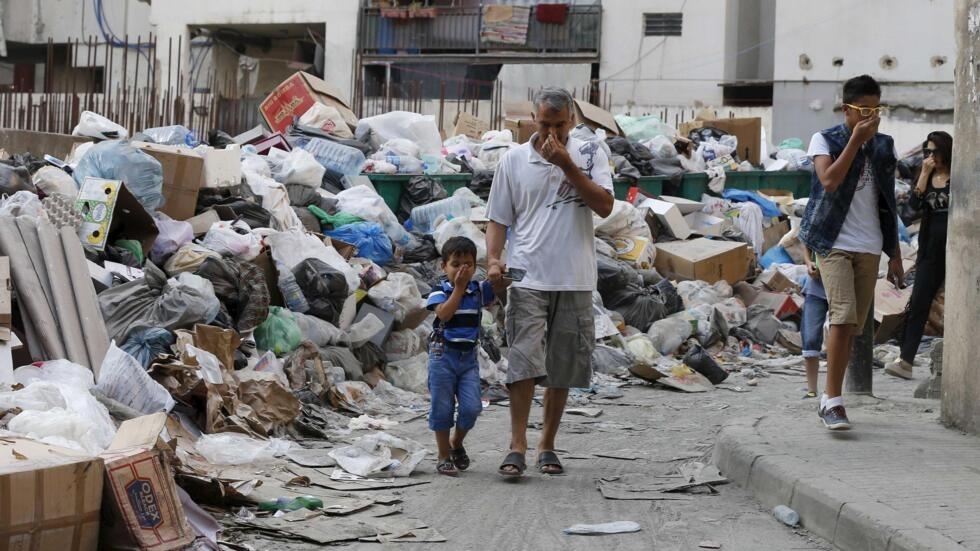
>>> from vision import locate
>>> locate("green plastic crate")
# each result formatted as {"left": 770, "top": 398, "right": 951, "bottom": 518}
{"left": 366, "top": 173, "right": 474, "bottom": 212}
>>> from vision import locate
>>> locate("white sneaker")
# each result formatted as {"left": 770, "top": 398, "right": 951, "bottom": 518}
{"left": 885, "top": 359, "right": 914, "bottom": 380}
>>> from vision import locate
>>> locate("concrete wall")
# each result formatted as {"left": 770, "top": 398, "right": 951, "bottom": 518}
{"left": 941, "top": 0, "right": 980, "bottom": 434}
{"left": 1, "top": 0, "right": 151, "bottom": 44}
{"left": 149, "top": 0, "right": 360, "bottom": 101}
{"left": 598, "top": 0, "right": 730, "bottom": 107}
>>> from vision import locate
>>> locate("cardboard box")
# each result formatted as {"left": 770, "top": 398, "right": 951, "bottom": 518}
{"left": 99, "top": 413, "right": 195, "bottom": 551}
{"left": 654, "top": 238, "right": 752, "bottom": 285}
{"left": 0, "top": 438, "right": 104, "bottom": 551}
{"left": 750, "top": 290, "right": 803, "bottom": 320}
{"left": 504, "top": 119, "right": 536, "bottom": 144}
{"left": 0, "top": 129, "right": 91, "bottom": 159}
{"left": 0, "top": 257, "right": 9, "bottom": 327}
{"left": 638, "top": 198, "right": 691, "bottom": 240}
{"left": 762, "top": 217, "right": 791, "bottom": 253}
{"left": 874, "top": 279, "right": 914, "bottom": 344}
{"left": 132, "top": 142, "right": 205, "bottom": 221}
{"left": 679, "top": 116, "right": 762, "bottom": 165}
{"left": 658, "top": 195, "right": 704, "bottom": 214}
{"left": 76, "top": 178, "right": 159, "bottom": 257}
{"left": 201, "top": 146, "right": 242, "bottom": 189}
{"left": 684, "top": 211, "right": 731, "bottom": 237}
{"left": 453, "top": 112, "right": 490, "bottom": 140}
{"left": 756, "top": 269, "right": 801, "bottom": 294}
{"left": 572, "top": 99, "right": 621, "bottom": 136}
{"left": 259, "top": 72, "right": 358, "bottom": 135}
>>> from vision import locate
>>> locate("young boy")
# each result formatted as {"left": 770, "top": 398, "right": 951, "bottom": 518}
{"left": 425, "top": 236, "right": 494, "bottom": 476}
{"left": 798, "top": 74, "right": 904, "bottom": 430}
{"left": 801, "top": 247, "right": 829, "bottom": 399}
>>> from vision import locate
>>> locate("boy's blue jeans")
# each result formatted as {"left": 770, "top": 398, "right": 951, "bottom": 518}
{"left": 427, "top": 345, "right": 482, "bottom": 432}
{"left": 802, "top": 293, "right": 829, "bottom": 359}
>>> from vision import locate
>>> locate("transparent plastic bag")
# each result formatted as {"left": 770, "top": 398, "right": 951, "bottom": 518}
{"left": 615, "top": 114, "right": 676, "bottom": 142}
{"left": 328, "top": 431, "right": 426, "bottom": 477}
{"left": 201, "top": 220, "right": 262, "bottom": 260}
{"left": 0, "top": 380, "right": 116, "bottom": 454}
{"left": 32, "top": 166, "right": 77, "bottom": 196}
{"left": 255, "top": 307, "right": 303, "bottom": 355}
{"left": 385, "top": 353, "right": 428, "bottom": 395}
{"left": 138, "top": 125, "right": 197, "bottom": 146}
{"left": 150, "top": 212, "right": 194, "bottom": 264}
{"left": 0, "top": 190, "right": 43, "bottom": 218}
{"left": 356, "top": 111, "right": 442, "bottom": 156}
{"left": 195, "top": 433, "right": 293, "bottom": 465}
{"left": 347, "top": 313, "right": 385, "bottom": 347}
{"left": 72, "top": 110, "right": 128, "bottom": 140}
{"left": 647, "top": 316, "right": 694, "bottom": 355}
{"left": 270, "top": 148, "right": 325, "bottom": 187}
{"left": 72, "top": 140, "right": 164, "bottom": 211}
{"left": 433, "top": 218, "right": 486, "bottom": 262}
{"left": 121, "top": 327, "right": 177, "bottom": 368}
{"left": 625, "top": 334, "right": 661, "bottom": 367}
{"left": 367, "top": 273, "right": 424, "bottom": 323}
{"left": 642, "top": 135, "right": 679, "bottom": 160}
{"left": 14, "top": 360, "right": 95, "bottom": 389}
{"left": 383, "top": 329, "right": 423, "bottom": 361}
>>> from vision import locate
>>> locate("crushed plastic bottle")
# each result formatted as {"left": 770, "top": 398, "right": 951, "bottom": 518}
{"left": 772, "top": 505, "right": 799, "bottom": 527}
{"left": 276, "top": 262, "right": 310, "bottom": 314}
{"left": 299, "top": 137, "right": 366, "bottom": 176}
{"left": 257, "top": 496, "right": 324, "bottom": 512}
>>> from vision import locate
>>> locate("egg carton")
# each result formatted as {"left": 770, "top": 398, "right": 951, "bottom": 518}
{"left": 43, "top": 193, "right": 84, "bottom": 230}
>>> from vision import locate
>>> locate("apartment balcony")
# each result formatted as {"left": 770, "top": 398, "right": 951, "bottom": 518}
{"left": 358, "top": 4, "right": 601, "bottom": 64}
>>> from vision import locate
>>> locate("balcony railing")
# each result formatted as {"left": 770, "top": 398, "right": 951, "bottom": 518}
{"left": 358, "top": 4, "right": 601, "bottom": 58}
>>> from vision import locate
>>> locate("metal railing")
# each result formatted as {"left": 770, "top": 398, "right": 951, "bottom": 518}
{"left": 358, "top": 4, "right": 601, "bottom": 56}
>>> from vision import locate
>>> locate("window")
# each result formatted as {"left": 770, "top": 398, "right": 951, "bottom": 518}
{"left": 643, "top": 13, "right": 683, "bottom": 36}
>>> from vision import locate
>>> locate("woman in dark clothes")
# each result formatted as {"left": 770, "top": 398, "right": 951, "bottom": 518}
{"left": 886, "top": 131, "right": 952, "bottom": 379}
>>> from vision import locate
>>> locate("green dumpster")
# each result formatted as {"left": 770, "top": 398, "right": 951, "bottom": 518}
{"left": 367, "top": 174, "right": 473, "bottom": 212}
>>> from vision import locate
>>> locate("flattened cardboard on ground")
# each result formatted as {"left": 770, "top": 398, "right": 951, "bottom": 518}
{"left": 99, "top": 413, "right": 196, "bottom": 551}
{"left": 260, "top": 72, "right": 359, "bottom": 135}
{"left": 132, "top": 141, "right": 205, "bottom": 221}
{"left": 637, "top": 198, "right": 691, "bottom": 239}
{"left": 0, "top": 129, "right": 91, "bottom": 159}
{"left": 679, "top": 116, "right": 762, "bottom": 165}
{"left": 874, "top": 279, "right": 914, "bottom": 344}
{"left": 0, "top": 438, "right": 104, "bottom": 551}
{"left": 453, "top": 112, "right": 490, "bottom": 140}
{"left": 655, "top": 238, "right": 751, "bottom": 285}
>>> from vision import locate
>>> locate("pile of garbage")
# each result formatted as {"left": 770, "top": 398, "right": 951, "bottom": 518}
{"left": 0, "top": 71, "right": 942, "bottom": 550}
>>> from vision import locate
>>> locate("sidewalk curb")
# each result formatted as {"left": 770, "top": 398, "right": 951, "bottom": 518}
{"left": 712, "top": 416, "right": 969, "bottom": 551}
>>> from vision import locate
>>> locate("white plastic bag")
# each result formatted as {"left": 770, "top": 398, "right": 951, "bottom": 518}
{"left": 643, "top": 135, "right": 679, "bottom": 160}
{"left": 370, "top": 138, "right": 421, "bottom": 160}
{"left": 336, "top": 185, "right": 414, "bottom": 248}
{"left": 328, "top": 431, "right": 427, "bottom": 477}
{"left": 347, "top": 313, "right": 385, "bottom": 347}
{"left": 201, "top": 220, "right": 262, "bottom": 260}
{"left": 625, "top": 334, "right": 661, "bottom": 367}
{"left": 14, "top": 360, "right": 94, "bottom": 389}
{"left": 383, "top": 329, "right": 424, "bottom": 361}
{"left": 270, "top": 148, "right": 325, "bottom": 187}
{"left": 293, "top": 312, "right": 349, "bottom": 347}
{"left": 0, "top": 190, "right": 44, "bottom": 218}
{"left": 298, "top": 103, "right": 354, "bottom": 139}
{"left": 356, "top": 111, "right": 442, "bottom": 156}
{"left": 647, "top": 317, "right": 694, "bottom": 355}
{"left": 385, "top": 352, "right": 428, "bottom": 395}
{"left": 677, "top": 280, "right": 723, "bottom": 308}
{"left": 367, "top": 273, "right": 424, "bottom": 323}
{"left": 714, "top": 297, "right": 748, "bottom": 328}
{"left": 72, "top": 110, "right": 129, "bottom": 140}
{"left": 594, "top": 200, "right": 652, "bottom": 240}
{"left": 33, "top": 166, "right": 77, "bottom": 196}
{"left": 195, "top": 433, "right": 293, "bottom": 465}
{"left": 0, "top": 381, "right": 116, "bottom": 454}
{"left": 433, "top": 218, "right": 487, "bottom": 262}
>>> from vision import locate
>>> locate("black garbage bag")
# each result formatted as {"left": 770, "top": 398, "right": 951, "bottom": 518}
{"left": 286, "top": 183, "right": 325, "bottom": 207}
{"left": 651, "top": 278, "right": 684, "bottom": 316}
{"left": 605, "top": 284, "right": 669, "bottom": 332}
{"left": 293, "top": 206, "right": 322, "bottom": 233}
{"left": 0, "top": 164, "right": 35, "bottom": 195}
{"left": 596, "top": 255, "right": 642, "bottom": 297}
{"left": 194, "top": 257, "right": 271, "bottom": 332}
{"left": 201, "top": 197, "right": 272, "bottom": 229}
{"left": 121, "top": 327, "right": 177, "bottom": 368}
{"left": 683, "top": 344, "right": 729, "bottom": 385}
{"left": 606, "top": 137, "right": 656, "bottom": 176}
{"left": 397, "top": 176, "right": 447, "bottom": 223}
{"left": 687, "top": 126, "right": 729, "bottom": 146}
{"left": 353, "top": 341, "right": 387, "bottom": 374}
{"left": 293, "top": 258, "right": 349, "bottom": 324}
{"left": 402, "top": 232, "right": 440, "bottom": 263}
{"left": 102, "top": 243, "right": 143, "bottom": 268}
{"left": 208, "top": 130, "right": 236, "bottom": 148}
{"left": 5, "top": 153, "right": 47, "bottom": 175}
{"left": 467, "top": 170, "right": 494, "bottom": 200}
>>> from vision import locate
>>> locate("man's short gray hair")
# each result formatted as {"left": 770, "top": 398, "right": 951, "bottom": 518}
{"left": 533, "top": 87, "right": 574, "bottom": 114}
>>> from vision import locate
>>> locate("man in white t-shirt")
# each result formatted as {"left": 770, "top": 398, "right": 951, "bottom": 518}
{"left": 798, "top": 75, "right": 904, "bottom": 431}
{"left": 485, "top": 87, "right": 613, "bottom": 478}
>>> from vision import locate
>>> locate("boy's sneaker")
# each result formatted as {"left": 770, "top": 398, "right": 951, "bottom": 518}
{"left": 885, "top": 359, "right": 914, "bottom": 380}
{"left": 818, "top": 405, "right": 851, "bottom": 430}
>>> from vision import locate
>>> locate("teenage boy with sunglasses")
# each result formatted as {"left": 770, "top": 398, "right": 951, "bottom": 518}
{"left": 798, "top": 74, "right": 905, "bottom": 430}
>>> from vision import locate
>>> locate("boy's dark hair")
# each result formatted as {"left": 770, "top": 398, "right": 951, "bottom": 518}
{"left": 843, "top": 75, "right": 881, "bottom": 104}
{"left": 924, "top": 130, "right": 953, "bottom": 166}
{"left": 441, "top": 236, "right": 477, "bottom": 263}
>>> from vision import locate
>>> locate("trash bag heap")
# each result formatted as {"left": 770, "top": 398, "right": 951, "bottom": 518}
{"left": 0, "top": 73, "right": 939, "bottom": 549}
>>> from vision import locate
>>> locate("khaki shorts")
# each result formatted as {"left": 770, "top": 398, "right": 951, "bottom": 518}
{"left": 504, "top": 287, "right": 595, "bottom": 388}
{"left": 817, "top": 249, "right": 880, "bottom": 326}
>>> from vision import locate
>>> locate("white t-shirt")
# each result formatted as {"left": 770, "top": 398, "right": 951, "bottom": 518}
{"left": 808, "top": 132, "right": 883, "bottom": 254}
{"left": 486, "top": 134, "right": 614, "bottom": 291}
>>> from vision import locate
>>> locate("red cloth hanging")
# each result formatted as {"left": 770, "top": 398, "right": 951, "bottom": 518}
{"left": 535, "top": 4, "right": 568, "bottom": 24}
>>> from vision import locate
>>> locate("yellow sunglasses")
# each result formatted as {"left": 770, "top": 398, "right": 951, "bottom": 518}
{"left": 843, "top": 104, "right": 887, "bottom": 117}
